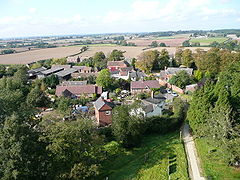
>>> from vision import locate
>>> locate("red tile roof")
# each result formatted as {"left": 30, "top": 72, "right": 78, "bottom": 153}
{"left": 56, "top": 85, "right": 102, "bottom": 96}
{"left": 131, "top": 80, "right": 160, "bottom": 89}
{"left": 107, "top": 61, "right": 128, "bottom": 67}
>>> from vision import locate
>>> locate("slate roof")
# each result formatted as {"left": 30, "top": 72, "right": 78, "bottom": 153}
{"left": 166, "top": 67, "right": 193, "bottom": 76}
{"left": 52, "top": 65, "right": 72, "bottom": 69}
{"left": 54, "top": 68, "right": 77, "bottom": 77}
{"left": 41, "top": 67, "right": 64, "bottom": 75}
{"left": 28, "top": 67, "right": 47, "bottom": 74}
{"left": 129, "top": 71, "right": 146, "bottom": 78}
{"left": 143, "top": 96, "right": 166, "bottom": 105}
{"left": 144, "top": 104, "right": 154, "bottom": 113}
{"left": 56, "top": 85, "right": 102, "bottom": 96}
{"left": 107, "top": 61, "right": 128, "bottom": 67}
{"left": 131, "top": 80, "right": 160, "bottom": 89}
{"left": 61, "top": 81, "right": 87, "bottom": 86}
{"left": 94, "top": 97, "right": 114, "bottom": 110}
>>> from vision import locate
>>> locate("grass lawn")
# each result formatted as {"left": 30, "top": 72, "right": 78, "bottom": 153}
{"left": 190, "top": 37, "right": 228, "bottom": 45}
{"left": 100, "top": 131, "right": 189, "bottom": 180}
{"left": 195, "top": 138, "right": 240, "bottom": 180}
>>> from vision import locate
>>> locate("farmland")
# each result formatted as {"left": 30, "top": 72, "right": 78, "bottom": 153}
{"left": 0, "top": 45, "right": 211, "bottom": 64}
{"left": 127, "top": 38, "right": 189, "bottom": 47}
{"left": 189, "top": 37, "right": 228, "bottom": 45}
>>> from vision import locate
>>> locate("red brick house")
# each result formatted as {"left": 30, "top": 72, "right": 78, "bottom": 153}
{"left": 94, "top": 97, "right": 114, "bottom": 126}
{"left": 55, "top": 85, "right": 102, "bottom": 98}
{"left": 107, "top": 61, "right": 128, "bottom": 72}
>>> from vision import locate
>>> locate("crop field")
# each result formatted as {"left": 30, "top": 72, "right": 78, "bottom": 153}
{"left": 0, "top": 45, "right": 211, "bottom": 64}
{"left": 190, "top": 37, "right": 228, "bottom": 45}
{"left": 127, "top": 38, "right": 189, "bottom": 47}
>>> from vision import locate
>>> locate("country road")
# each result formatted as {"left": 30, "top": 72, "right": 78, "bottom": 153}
{"left": 182, "top": 124, "right": 205, "bottom": 180}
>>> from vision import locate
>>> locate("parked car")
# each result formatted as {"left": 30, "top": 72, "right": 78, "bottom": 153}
{"left": 172, "top": 92, "right": 178, "bottom": 97}
{"left": 167, "top": 89, "right": 172, "bottom": 94}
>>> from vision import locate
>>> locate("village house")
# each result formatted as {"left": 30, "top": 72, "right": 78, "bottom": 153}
{"left": 107, "top": 61, "right": 128, "bottom": 71}
{"left": 60, "top": 81, "right": 88, "bottom": 86}
{"left": 130, "top": 80, "right": 160, "bottom": 93}
{"left": 55, "top": 84, "right": 102, "bottom": 98}
{"left": 72, "top": 66, "right": 94, "bottom": 73}
{"left": 159, "top": 67, "right": 193, "bottom": 81}
{"left": 94, "top": 97, "right": 114, "bottom": 126}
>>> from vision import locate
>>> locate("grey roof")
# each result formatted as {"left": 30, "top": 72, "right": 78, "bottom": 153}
{"left": 166, "top": 67, "right": 193, "bottom": 76}
{"left": 144, "top": 104, "right": 154, "bottom": 113}
{"left": 28, "top": 67, "right": 47, "bottom": 74}
{"left": 110, "top": 70, "right": 120, "bottom": 75}
{"left": 61, "top": 81, "right": 87, "bottom": 86}
{"left": 94, "top": 97, "right": 114, "bottom": 110}
{"left": 52, "top": 65, "right": 72, "bottom": 69}
{"left": 130, "top": 71, "right": 146, "bottom": 78}
{"left": 54, "top": 68, "right": 77, "bottom": 77}
{"left": 41, "top": 67, "right": 64, "bottom": 75}
{"left": 143, "top": 96, "right": 166, "bottom": 105}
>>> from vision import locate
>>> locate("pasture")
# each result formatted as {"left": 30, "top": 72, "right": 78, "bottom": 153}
{"left": 190, "top": 37, "right": 228, "bottom": 45}
{"left": 100, "top": 131, "right": 189, "bottom": 180}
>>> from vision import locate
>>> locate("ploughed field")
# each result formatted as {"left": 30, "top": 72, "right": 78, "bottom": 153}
{"left": 0, "top": 45, "right": 211, "bottom": 64}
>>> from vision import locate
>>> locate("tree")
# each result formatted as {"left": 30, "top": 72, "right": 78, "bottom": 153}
{"left": 150, "top": 41, "right": 158, "bottom": 47}
{"left": 0, "top": 65, "right": 6, "bottom": 78}
{"left": 175, "top": 48, "right": 183, "bottom": 65}
{"left": 108, "top": 49, "right": 124, "bottom": 61}
{"left": 182, "top": 40, "right": 190, "bottom": 47}
{"left": 96, "top": 69, "right": 113, "bottom": 90}
{"left": 112, "top": 103, "right": 145, "bottom": 148}
{"left": 93, "top": 52, "right": 107, "bottom": 69}
{"left": 136, "top": 50, "right": 159, "bottom": 73}
{"left": 51, "top": 58, "right": 67, "bottom": 65}
{"left": 159, "top": 42, "right": 167, "bottom": 47}
{"left": 56, "top": 97, "right": 71, "bottom": 115}
{"left": 27, "top": 86, "right": 49, "bottom": 107}
{"left": 0, "top": 114, "right": 48, "bottom": 179}
{"left": 43, "top": 74, "right": 59, "bottom": 88}
{"left": 42, "top": 119, "right": 103, "bottom": 179}
{"left": 194, "top": 70, "right": 203, "bottom": 81}
{"left": 157, "top": 49, "right": 170, "bottom": 70}
{"left": 182, "top": 49, "right": 194, "bottom": 67}
{"left": 168, "top": 70, "right": 195, "bottom": 89}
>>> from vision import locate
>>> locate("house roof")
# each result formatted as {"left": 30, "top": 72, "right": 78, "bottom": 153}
{"left": 56, "top": 85, "right": 102, "bottom": 96}
{"left": 143, "top": 96, "right": 166, "bottom": 105}
{"left": 131, "top": 80, "right": 160, "bottom": 89}
{"left": 144, "top": 104, "right": 154, "bottom": 113}
{"left": 72, "top": 66, "right": 92, "bottom": 71}
{"left": 120, "top": 67, "right": 133, "bottom": 72}
{"left": 107, "top": 61, "right": 128, "bottom": 67}
{"left": 94, "top": 97, "right": 114, "bottom": 110}
{"left": 166, "top": 67, "right": 193, "bottom": 76}
{"left": 129, "top": 71, "right": 146, "bottom": 78}
{"left": 61, "top": 81, "right": 87, "bottom": 86}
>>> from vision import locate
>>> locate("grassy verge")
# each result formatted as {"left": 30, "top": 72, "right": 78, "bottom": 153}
{"left": 195, "top": 138, "right": 240, "bottom": 180}
{"left": 100, "top": 131, "right": 189, "bottom": 180}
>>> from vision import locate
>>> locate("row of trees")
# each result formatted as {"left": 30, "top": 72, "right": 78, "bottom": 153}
{"left": 187, "top": 61, "right": 240, "bottom": 165}
{"left": 150, "top": 41, "right": 167, "bottom": 47}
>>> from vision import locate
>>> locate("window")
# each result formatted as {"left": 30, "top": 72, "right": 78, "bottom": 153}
{"left": 105, "top": 111, "right": 111, "bottom": 115}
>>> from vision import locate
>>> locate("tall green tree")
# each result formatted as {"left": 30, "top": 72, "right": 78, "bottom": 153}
{"left": 182, "top": 49, "right": 194, "bottom": 68}
{"left": 108, "top": 49, "right": 124, "bottom": 61}
{"left": 112, "top": 103, "right": 145, "bottom": 148}
{"left": 96, "top": 69, "right": 113, "bottom": 90}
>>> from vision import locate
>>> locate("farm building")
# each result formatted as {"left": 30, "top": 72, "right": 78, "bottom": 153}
{"left": 54, "top": 68, "right": 77, "bottom": 80}
{"left": 28, "top": 67, "right": 47, "bottom": 79}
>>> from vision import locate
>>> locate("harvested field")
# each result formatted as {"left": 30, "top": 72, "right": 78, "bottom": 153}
{"left": 0, "top": 45, "right": 211, "bottom": 64}
{"left": 127, "top": 38, "right": 189, "bottom": 47}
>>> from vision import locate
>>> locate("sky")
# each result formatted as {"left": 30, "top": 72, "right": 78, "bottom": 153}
{"left": 0, "top": 0, "right": 240, "bottom": 38}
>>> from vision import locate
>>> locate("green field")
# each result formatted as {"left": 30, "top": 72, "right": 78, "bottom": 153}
{"left": 73, "top": 43, "right": 117, "bottom": 47}
{"left": 195, "top": 138, "right": 240, "bottom": 180}
{"left": 190, "top": 37, "right": 228, "bottom": 45}
{"left": 100, "top": 131, "right": 189, "bottom": 180}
